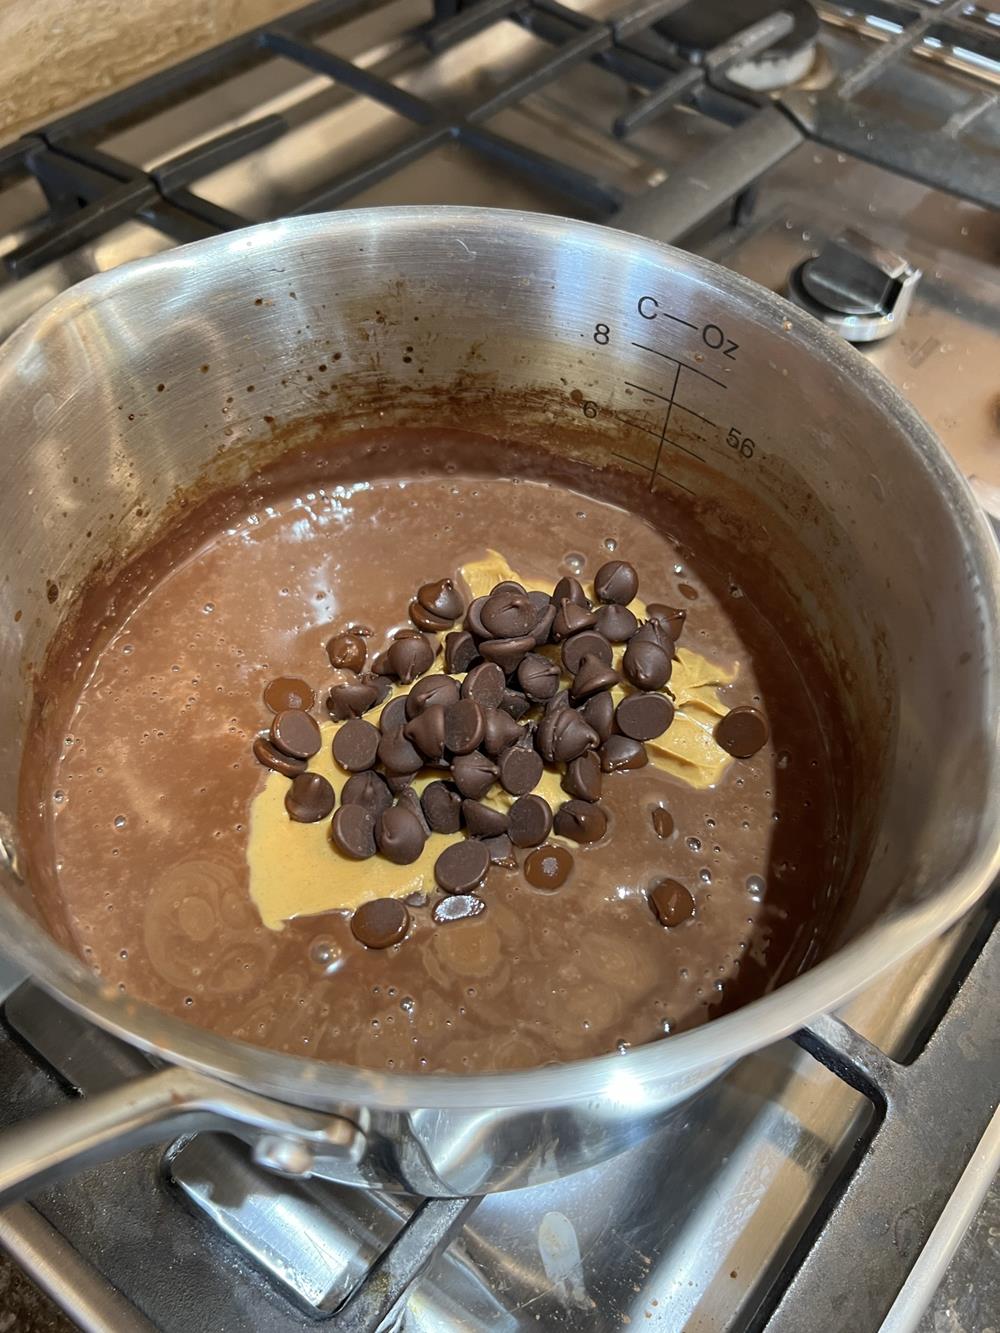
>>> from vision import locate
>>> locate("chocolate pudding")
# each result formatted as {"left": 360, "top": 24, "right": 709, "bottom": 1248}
{"left": 18, "top": 427, "right": 848, "bottom": 1073}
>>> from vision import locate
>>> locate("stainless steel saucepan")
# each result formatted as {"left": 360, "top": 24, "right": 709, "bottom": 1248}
{"left": 0, "top": 208, "right": 996, "bottom": 1202}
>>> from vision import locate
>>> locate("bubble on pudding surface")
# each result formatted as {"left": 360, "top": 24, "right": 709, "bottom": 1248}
{"left": 564, "top": 552, "right": 585, "bottom": 575}
{"left": 746, "top": 875, "right": 766, "bottom": 901}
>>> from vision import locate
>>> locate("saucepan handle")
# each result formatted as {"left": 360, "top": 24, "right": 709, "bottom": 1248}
{"left": 0, "top": 1065, "right": 367, "bottom": 1206}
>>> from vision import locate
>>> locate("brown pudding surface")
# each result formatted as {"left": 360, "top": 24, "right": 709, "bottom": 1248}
{"left": 20, "top": 428, "right": 846, "bottom": 1072}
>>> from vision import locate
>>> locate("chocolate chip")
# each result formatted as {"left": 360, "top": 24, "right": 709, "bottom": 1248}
{"left": 370, "top": 651, "right": 394, "bottom": 676}
{"left": 631, "top": 620, "right": 674, "bottom": 652}
{"left": 616, "top": 694, "right": 674, "bottom": 741}
{"left": 434, "top": 839, "right": 490, "bottom": 894}
{"left": 524, "top": 843, "right": 574, "bottom": 889}
{"left": 646, "top": 603, "right": 686, "bottom": 640}
{"left": 330, "top": 804, "right": 376, "bottom": 859}
{"left": 594, "top": 560, "right": 638, "bottom": 605}
{"left": 409, "top": 600, "right": 453, "bottom": 632}
{"left": 380, "top": 695, "right": 408, "bottom": 733}
{"left": 422, "top": 780, "right": 462, "bottom": 834}
{"left": 535, "top": 708, "right": 599, "bottom": 764}
{"left": 342, "top": 770, "right": 392, "bottom": 817}
{"left": 327, "top": 633, "right": 367, "bottom": 673}
{"left": 481, "top": 706, "right": 522, "bottom": 756}
{"left": 580, "top": 691, "right": 615, "bottom": 743}
{"left": 393, "top": 627, "right": 427, "bottom": 641}
{"left": 253, "top": 736, "right": 307, "bottom": 777}
{"left": 528, "top": 598, "right": 556, "bottom": 644}
{"left": 351, "top": 897, "right": 410, "bottom": 947}
{"left": 387, "top": 635, "right": 435, "bottom": 683}
{"left": 349, "top": 623, "right": 375, "bottom": 639}
{"left": 331, "top": 717, "right": 380, "bottom": 771}
{"left": 483, "top": 832, "right": 516, "bottom": 867}
{"left": 499, "top": 688, "right": 531, "bottom": 719}
{"left": 358, "top": 672, "right": 392, "bottom": 706}
{"left": 451, "top": 751, "right": 498, "bottom": 799}
{"left": 594, "top": 604, "right": 638, "bottom": 643}
{"left": 480, "top": 589, "right": 536, "bottom": 638}
{"left": 433, "top": 894, "right": 486, "bottom": 923}
{"left": 404, "top": 704, "right": 447, "bottom": 760}
{"left": 464, "top": 596, "right": 488, "bottom": 638}
{"left": 570, "top": 654, "right": 620, "bottom": 702}
{"left": 648, "top": 878, "right": 695, "bottom": 927}
{"left": 551, "top": 576, "right": 589, "bottom": 609}
{"left": 561, "top": 630, "right": 612, "bottom": 674}
{"left": 270, "top": 708, "right": 322, "bottom": 760}
{"left": 444, "top": 698, "right": 485, "bottom": 754}
{"left": 562, "top": 750, "right": 602, "bottom": 802}
{"left": 284, "top": 772, "right": 336, "bottom": 823}
{"left": 497, "top": 743, "right": 543, "bottom": 796}
{"left": 479, "top": 637, "right": 534, "bottom": 672}
{"left": 551, "top": 601, "right": 597, "bottom": 642}
{"left": 395, "top": 785, "right": 431, "bottom": 835}
{"left": 405, "top": 674, "right": 460, "bottom": 718}
{"left": 444, "top": 630, "right": 479, "bottom": 674}
{"left": 623, "top": 639, "right": 672, "bottom": 690}
{"left": 461, "top": 800, "right": 509, "bottom": 838}
{"left": 651, "top": 806, "right": 674, "bottom": 838}
{"left": 517, "top": 652, "right": 560, "bottom": 702}
{"left": 326, "top": 680, "right": 379, "bottom": 721}
{"left": 599, "top": 735, "right": 648, "bottom": 772}
{"left": 386, "top": 771, "right": 418, "bottom": 794}
{"left": 545, "top": 688, "right": 571, "bottom": 716}
{"left": 714, "top": 705, "right": 769, "bottom": 758}
{"left": 461, "top": 661, "right": 505, "bottom": 708}
{"left": 375, "top": 805, "right": 426, "bottom": 864}
{"left": 508, "top": 793, "right": 553, "bottom": 847}
{"left": 417, "top": 577, "right": 464, "bottom": 622}
{"left": 263, "top": 677, "right": 315, "bottom": 713}
{"left": 553, "top": 799, "right": 607, "bottom": 844}
{"left": 378, "top": 726, "right": 423, "bottom": 775}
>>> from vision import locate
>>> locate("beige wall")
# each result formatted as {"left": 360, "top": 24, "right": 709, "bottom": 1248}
{"left": 0, "top": 0, "right": 303, "bottom": 142}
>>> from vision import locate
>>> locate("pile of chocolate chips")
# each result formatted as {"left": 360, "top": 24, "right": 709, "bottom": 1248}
{"left": 253, "top": 561, "right": 763, "bottom": 950}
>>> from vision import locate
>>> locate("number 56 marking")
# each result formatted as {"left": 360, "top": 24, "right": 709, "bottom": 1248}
{"left": 727, "top": 426, "right": 755, "bottom": 460}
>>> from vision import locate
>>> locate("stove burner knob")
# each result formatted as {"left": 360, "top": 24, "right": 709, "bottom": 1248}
{"left": 787, "top": 230, "right": 921, "bottom": 343}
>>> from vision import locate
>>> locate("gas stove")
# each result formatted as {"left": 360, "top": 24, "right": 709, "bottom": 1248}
{"left": 0, "top": 2, "right": 998, "bottom": 1330}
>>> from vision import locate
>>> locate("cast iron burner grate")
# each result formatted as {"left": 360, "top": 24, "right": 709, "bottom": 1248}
{"left": 1, "top": 0, "right": 998, "bottom": 282}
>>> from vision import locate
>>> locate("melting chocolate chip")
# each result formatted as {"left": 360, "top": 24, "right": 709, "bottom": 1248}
{"left": 284, "top": 772, "right": 336, "bottom": 823}
{"left": 479, "top": 636, "right": 534, "bottom": 672}
{"left": 342, "top": 770, "right": 393, "bottom": 817}
{"left": 580, "top": 691, "right": 615, "bottom": 744}
{"left": 253, "top": 736, "right": 307, "bottom": 777}
{"left": 461, "top": 661, "right": 506, "bottom": 709}
{"left": 433, "top": 893, "right": 486, "bottom": 923}
{"left": 562, "top": 751, "right": 602, "bottom": 803}
{"left": 480, "top": 588, "right": 536, "bottom": 638}
{"left": 421, "top": 780, "right": 463, "bottom": 834}
{"left": 499, "top": 688, "right": 531, "bottom": 720}
{"left": 405, "top": 674, "right": 460, "bottom": 718}
{"left": 561, "top": 630, "right": 613, "bottom": 674}
{"left": 464, "top": 596, "right": 488, "bottom": 638}
{"left": 270, "top": 709, "right": 322, "bottom": 760}
{"left": 444, "top": 698, "right": 485, "bottom": 754}
{"left": 387, "top": 634, "right": 435, "bottom": 683}
{"left": 444, "top": 629, "right": 479, "bottom": 674}
{"left": 377, "top": 726, "right": 423, "bottom": 775}
{"left": 358, "top": 672, "right": 392, "bottom": 706}
{"left": 483, "top": 832, "right": 516, "bottom": 867}
{"left": 497, "top": 743, "right": 543, "bottom": 796}
{"left": 393, "top": 627, "right": 427, "bottom": 642}
{"left": 616, "top": 694, "right": 674, "bottom": 742}
{"left": 508, "top": 793, "right": 553, "bottom": 847}
{"left": 461, "top": 800, "right": 509, "bottom": 838}
{"left": 409, "top": 600, "right": 453, "bottom": 632}
{"left": 553, "top": 799, "right": 607, "bottom": 844}
{"left": 481, "top": 706, "right": 522, "bottom": 756}
{"left": 524, "top": 843, "right": 574, "bottom": 889}
{"left": 551, "top": 601, "right": 597, "bottom": 642}
{"left": 379, "top": 696, "right": 408, "bottom": 733}
{"left": 646, "top": 603, "right": 686, "bottom": 640}
{"left": 570, "top": 654, "right": 620, "bottom": 702}
{"left": 535, "top": 708, "right": 599, "bottom": 764}
{"left": 517, "top": 652, "right": 560, "bottom": 702}
{"left": 648, "top": 878, "right": 695, "bottom": 927}
{"left": 370, "top": 651, "right": 394, "bottom": 676}
{"left": 651, "top": 806, "right": 674, "bottom": 838}
{"left": 375, "top": 805, "right": 426, "bottom": 864}
{"left": 594, "top": 604, "right": 638, "bottom": 643}
{"left": 434, "top": 839, "right": 490, "bottom": 894}
{"left": 417, "top": 577, "right": 464, "bottom": 622}
{"left": 623, "top": 639, "right": 672, "bottom": 691}
{"left": 594, "top": 560, "right": 638, "bottom": 605}
{"left": 404, "top": 704, "right": 447, "bottom": 760}
{"left": 551, "top": 576, "right": 589, "bottom": 609}
{"left": 330, "top": 804, "right": 377, "bottom": 859}
{"left": 714, "top": 705, "right": 769, "bottom": 758}
{"left": 451, "top": 751, "right": 498, "bottom": 799}
{"left": 326, "top": 680, "right": 379, "bottom": 721}
{"left": 263, "top": 677, "right": 315, "bottom": 713}
{"left": 599, "top": 735, "right": 648, "bottom": 772}
{"left": 327, "top": 632, "right": 367, "bottom": 673}
{"left": 351, "top": 897, "right": 410, "bottom": 947}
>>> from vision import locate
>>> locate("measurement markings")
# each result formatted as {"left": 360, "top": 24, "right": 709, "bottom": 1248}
{"left": 650, "top": 362, "right": 682, "bottom": 486}
{"left": 657, "top": 472, "right": 697, "bottom": 496}
{"left": 623, "top": 380, "right": 673, "bottom": 402}
{"left": 673, "top": 402, "right": 718, "bottom": 430}
{"left": 630, "top": 341, "right": 729, "bottom": 390}
{"left": 658, "top": 312, "right": 698, "bottom": 330}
